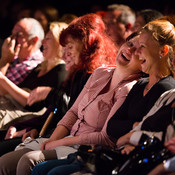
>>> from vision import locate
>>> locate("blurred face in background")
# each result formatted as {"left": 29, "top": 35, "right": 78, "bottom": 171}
{"left": 132, "top": 15, "right": 145, "bottom": 32}
{"left": 34, "top": 10, "right": 48, "bottom": 33}
{"left": 103, "top": 10, "right": 126, "bottom": 44}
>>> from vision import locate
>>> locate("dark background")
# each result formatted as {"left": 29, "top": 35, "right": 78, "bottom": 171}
{"left": 0, "top": 0, "right": 174, "bottom": 39}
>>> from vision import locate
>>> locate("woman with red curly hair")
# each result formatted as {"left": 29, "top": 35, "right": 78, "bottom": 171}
{"left": 59, "top": 13, "right": 117, "bottom": 72}
{"left": 26, "top": 13, "right": 117, "bottom": 109}
{"left": 0, "top": 14, "right": 144, "bottom": 175}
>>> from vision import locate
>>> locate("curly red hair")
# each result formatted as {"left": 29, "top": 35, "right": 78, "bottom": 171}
{"left": 60, "top": 13, "right": 117, "bottom": 73}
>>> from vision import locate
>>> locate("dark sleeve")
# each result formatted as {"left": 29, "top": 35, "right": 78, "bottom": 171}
{"left": 106, "top": 79, "right": 145, "bottom": 140}
{"left": 141, "top": 103, "right": 173, "bottom": 132}
{"left": 107, "top": 88, "right": 135, "bottom": 140}
{"left": 106, "top": 81, "right": 143, "bottom": 140}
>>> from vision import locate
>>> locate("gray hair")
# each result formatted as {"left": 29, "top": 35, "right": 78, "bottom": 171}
{"left": 107, "top": 4, "right": 136, "bottom": 27}
{"left": 19, "top": 18, "right": 44, "bottom": 49}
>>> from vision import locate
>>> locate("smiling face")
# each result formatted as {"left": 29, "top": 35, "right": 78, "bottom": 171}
{"left": 62, "top": 35, "right": 83, "bottom": 71}
{"left": 116, "top": 35, "right": 142, "bottom": 73}
{"left": 42, "top": 30, "right": 59, "bottom": 60}
{"left": 136, "top": 30, "right": 161, "bottom": 74}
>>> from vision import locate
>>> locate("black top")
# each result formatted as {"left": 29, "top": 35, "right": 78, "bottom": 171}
{"left": 141, "top": 102, "right": 173, "bottom": 132}
{"left": 107, "top": 76, "right": 175, "bottom": 140}
{"left": 19, "top": 63, "right": 67, "bottom": 90}
{"left": 21, "top": 64, "right": 68, "bottom": 111}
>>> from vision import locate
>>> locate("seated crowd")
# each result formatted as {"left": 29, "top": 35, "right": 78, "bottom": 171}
{"left": 0, "top": 2, "right": 175, "bottom": 175}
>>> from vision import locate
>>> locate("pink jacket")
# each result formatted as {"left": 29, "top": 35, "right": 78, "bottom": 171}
{"left": 58, "top": 66, "right": 141, "bottom": 147}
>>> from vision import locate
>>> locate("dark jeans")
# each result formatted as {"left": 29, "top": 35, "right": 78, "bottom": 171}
{"left": 32, "top": 153, "right": 83, "bottom": 175}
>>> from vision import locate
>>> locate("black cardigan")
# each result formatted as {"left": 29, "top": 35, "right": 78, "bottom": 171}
{"left": 107, "top": 76, "right": 175, "bottom": 141}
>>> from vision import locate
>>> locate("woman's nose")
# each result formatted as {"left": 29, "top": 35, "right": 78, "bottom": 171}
{"left": 129, "top": 46, "right": 137, "bottom": 53}
{"left": 135, "top": 46, "right": 141, "bottom": 55}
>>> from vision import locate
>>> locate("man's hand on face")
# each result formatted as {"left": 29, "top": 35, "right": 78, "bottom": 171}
{"left": 1, "top": 35, "right": 21, "bottom": 64}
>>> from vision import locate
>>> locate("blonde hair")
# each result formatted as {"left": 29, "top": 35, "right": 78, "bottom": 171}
{"left": 143, "top": 19, "right": 175, "bottom": 75}
{"left": 39, "top": 22, "right": 68, "bottom": 71}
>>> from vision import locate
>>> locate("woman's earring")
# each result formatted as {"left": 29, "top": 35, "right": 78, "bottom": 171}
{"left": 160, "top": 55, "right": 162, "bottom": 59}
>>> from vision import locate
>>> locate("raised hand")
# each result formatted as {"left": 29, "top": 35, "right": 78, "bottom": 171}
{"left": 1, "top": 36, "right": 21, "bottom": 64}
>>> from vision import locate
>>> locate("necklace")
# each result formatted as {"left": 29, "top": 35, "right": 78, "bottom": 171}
{"left": 145, "top": 84, "right": 154, "bottom": 92}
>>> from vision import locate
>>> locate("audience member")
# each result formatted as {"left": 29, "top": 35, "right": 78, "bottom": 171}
{"left": 132, "top": 9, "right": 163, "bottom": 32}
{"left": 103, "top": 4, "right": 135, "bottom": 50}
{"left": 0, "top": 22, "right": 68, "bottom": 129}
{"left": 33, "top": 4, "right": 59, "bottom": 35}
{"left": 0, "top": 14, "right": 144, "bottom": 175}
{"left": 0, "top": 18, "right": 44, "bottom": 85}
{"left": 59, "top": 13, "right": 78, "bottom": 24}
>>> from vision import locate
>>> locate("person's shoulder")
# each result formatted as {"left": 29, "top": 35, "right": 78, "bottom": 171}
{"left": 159, "top": 75, "right": 175, "bottom": 88}
{"left": 88, "top": 65, "right": 116, "bottom": 84}
{"left": 136, "top": 77, "right": 149, "bottom": 85}
{"left": 55, "top": 63, "right": 66, "bottom": 69}
{"left": 93, "top": 65, "right": 116, "bottom": 74}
